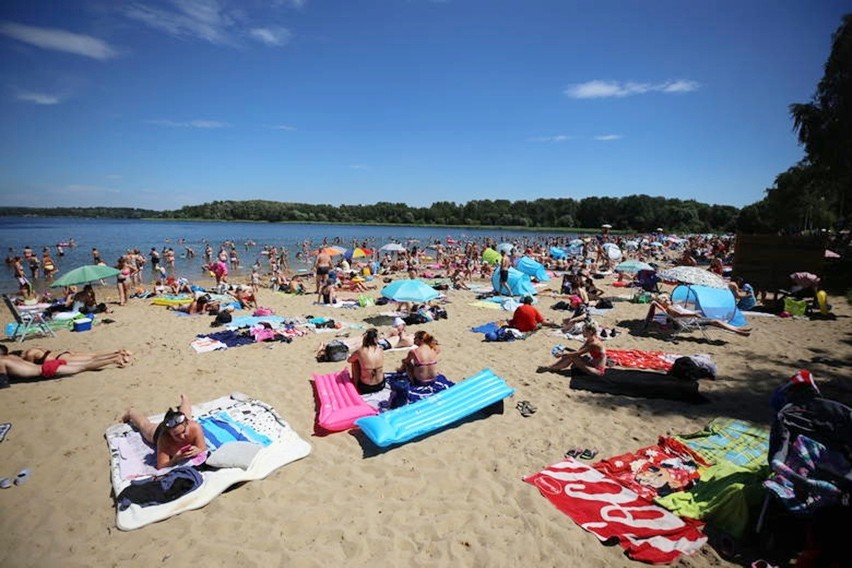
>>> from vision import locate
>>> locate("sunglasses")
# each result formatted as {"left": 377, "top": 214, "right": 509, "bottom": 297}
{"left": 164, "top": 413, "right": 187, "bottom": 429}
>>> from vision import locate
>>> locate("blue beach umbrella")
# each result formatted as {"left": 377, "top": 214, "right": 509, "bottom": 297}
{"left": 381, "top": 279, "right": 441, "bottom": 303}
{"left": 614, "top": 260, "right": 653, "bottom": 273}
{"left": 549, "top": 247, "right": 566, "bottom": 259}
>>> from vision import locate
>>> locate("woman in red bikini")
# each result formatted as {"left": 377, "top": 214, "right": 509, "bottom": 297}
{"left": 399, "top": 330, "right": 440, "bottom": 385}
{"left": 21, "top": 347, "right": 132, "bottom": 366}
{"left": 538, "top": 322, "right": 607, "bottom": 376}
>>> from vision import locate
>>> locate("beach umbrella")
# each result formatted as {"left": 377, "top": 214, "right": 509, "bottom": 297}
{"left": 381, "top": 279, "right": 441, "bottom": 303}
{"left": 50, "top": 264, "right": 120, "bottom": 288}
{"left": 312, "top": 246, "right": 345, "bottom": 256}
{"left": 482, "top": 247, "right": 501, "bottom": 265}
{"left": 379, "top": 243, "right": 406, "bottom": 252}
{"left": 569, "top": 238, "right": 584, "bottom": 246}
{"left": 496, "top": 242, "right": 514, "bottom": 254}
{"left": 615, "top": 260, "right": 653, "bottom": 273}
{"left": 658, "top": 266, "right": 728, "bottom": 289}
{"left": 344, "top": 247, "right": 372, "bottom": 260}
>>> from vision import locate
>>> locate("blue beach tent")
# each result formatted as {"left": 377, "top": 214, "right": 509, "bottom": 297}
{"left": 671, "top": 285, "right": 749, "bottom": 328}
{"left": 491, "top": 267, "right": 537, "bottom": 296}
{"left": 550, "top": 247, "right": 567, "bottom": 260}
{"left": 514, "top": 256, "right": 550, "bottom": 282}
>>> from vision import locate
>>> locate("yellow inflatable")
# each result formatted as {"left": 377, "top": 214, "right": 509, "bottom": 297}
{"left": 817, "top": 290, "right": 829, "bottom": 315}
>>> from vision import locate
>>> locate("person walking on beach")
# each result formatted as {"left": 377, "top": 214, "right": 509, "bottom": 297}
{"left": 498, "top": 250, "right": 512, "bottom": 296}
{"left": 315, "top": 250, "right": 333, "bottom": 293}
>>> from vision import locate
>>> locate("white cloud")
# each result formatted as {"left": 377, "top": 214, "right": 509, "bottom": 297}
{"left": 124, "top": 0, "right": 235, "bottom": 45}
{"left": 147, "top": 118, "right": 229, "bottom": 128}
{"left": 248, "top": 26, "right": 291, "bottom": 46}
{"left": 270, "top": 124, "right": 296, "bottom": 131}
{"left": 349, "top": 164, "right": 370, "bottom": 171}
{"left": 0, "top": 21, "right": 118, "bottom": 60}
{"left": 124, "top": 1, "right": 295, "bottom": 48}
{"left": 528, "top": 135, "right": 570, "bottom": 143}
{"left": 15, "top": 90, "right": 61, "bottom": 105}
{"left": 565, "top": 79, "right": 699, "bottom": 99}
{"left": 594, "top": 134, "right": 623, "bottom": 141}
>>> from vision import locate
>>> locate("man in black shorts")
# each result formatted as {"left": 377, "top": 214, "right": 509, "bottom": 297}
{"left": 498, "top": 250, "right": 512, "bottom": 296}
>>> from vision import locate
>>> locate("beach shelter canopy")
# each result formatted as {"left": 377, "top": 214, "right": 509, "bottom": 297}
{"left": 659, "top": 266, "right": 728, "bottom": 289}
{"left": 491, "top": 267, "right": 537, "bottom": 296}
{"left": 496, "top": 242, "right": 514, "bottom": 254}
{"left": 550, "top": 246, "right": 567, "bottom": 259}
{"left": 514, "top": 256, "right": 550, "bottom": 282}
{"left": 671, "top": 285, "right": 748, "bottom": 328}
{"left": 615, "top": 260, "right": 653, "bottom": 273}
{"left": 482, "top": 247, "right": 501, "bottom": 265}
{"left": 379, "top": 243, "right": 406, "bottom": 252}
{"left": 381, "top": 279, "right": 440, "bottom": 303}
{"left": 602, "top": 243, "right": 622, "bottom": 261}
{"left": 50, "top": 264, "right": 120, "bottom": 288}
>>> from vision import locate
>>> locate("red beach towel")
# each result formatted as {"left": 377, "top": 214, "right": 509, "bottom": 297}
{"left": 524, "top": 458, "right": 707, "bottom": 564}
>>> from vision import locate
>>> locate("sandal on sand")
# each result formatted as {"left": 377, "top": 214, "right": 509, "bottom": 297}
{"left": 0, "top": 478, "right": 11, "bottom": 489}
{"left": 579, "top": 448, "right": 598, "bottom": 460}
{"left": 516, "top": 401, "right": 537, "bottom": 417}
{"left": 565, "top": 448, "right": 583, "bottom": 458}
{"left": 14, "top": 469, "right": 30, "bottom": 486}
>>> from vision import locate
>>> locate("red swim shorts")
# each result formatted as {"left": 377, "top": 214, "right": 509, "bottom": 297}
{"left": 41, "top": 359, "right": 67, "bottom": 378}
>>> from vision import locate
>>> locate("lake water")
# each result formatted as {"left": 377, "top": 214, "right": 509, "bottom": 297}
{"left": 0, "top": 217, "right": 574, "bottom": 294}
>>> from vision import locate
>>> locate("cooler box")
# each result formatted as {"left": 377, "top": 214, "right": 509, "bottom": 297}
{"left": 73, "top": 318, "right": 93, "bottom": 332}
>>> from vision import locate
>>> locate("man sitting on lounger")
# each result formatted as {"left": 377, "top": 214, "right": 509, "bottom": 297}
{"left": 643, "top": 294, "right": 751, "bottom": 336}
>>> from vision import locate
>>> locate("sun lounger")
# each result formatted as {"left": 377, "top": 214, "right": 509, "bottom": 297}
{"left": 105, "top": 392, "right": 311, "bottom": 530}
{"left": 355, "top": 368, "right": 514, "bottom": 448}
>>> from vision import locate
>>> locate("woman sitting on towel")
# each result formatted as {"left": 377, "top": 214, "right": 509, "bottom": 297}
{"left": 122, "top": 394, "right": 207, "bottom": 469}
{"left": 538, "top": 322, "right": 607, "bottom": 376}
{"left": 347, "top": 328, "right": 386, "bottom": 394}
{"left": 399, "top": 330, "right": 440, "bottom": 385}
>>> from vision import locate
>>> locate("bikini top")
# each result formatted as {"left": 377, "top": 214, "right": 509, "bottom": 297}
{"left": 412, "top": 350, "right": 438, "bottom": 367}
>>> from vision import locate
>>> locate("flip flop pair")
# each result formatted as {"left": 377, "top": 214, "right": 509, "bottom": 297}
{"left": 516, "top": 400, "right": 537, "bottom": 417}
{"left": 0, "top": 469, "right": 29, "bottom": 489}
{"left": 564, "top": 448, "right": 598, "bottom": 460}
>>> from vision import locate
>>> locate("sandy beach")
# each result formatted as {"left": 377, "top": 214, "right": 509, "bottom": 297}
{"left": 1, "top": 273, "right": 850, "bottom": 567}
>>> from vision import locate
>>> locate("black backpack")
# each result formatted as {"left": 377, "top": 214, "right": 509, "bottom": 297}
{"left": 668, "top": 357, "right": 706, "bottom": 380}
{"left": 324, "top": 340, "right": 349, "bottom": 362}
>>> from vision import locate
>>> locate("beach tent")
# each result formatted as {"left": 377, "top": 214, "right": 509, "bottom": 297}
{"left": 514, "top": 256, "right": 550, "bottom": 282}
{"left": 491, "top": 267, "right": 537, "bottom": 296}
{"left": 602, "top": 243, "right": 622, "bottom": 261}
{"left": 549, "top": 247, "right": 567, "bottom": 259}
{"left": 671, "top": 285, "right": 748, "bottom": 328}
{"left": 482, "top": 247, "right": 501, "bottom": 265}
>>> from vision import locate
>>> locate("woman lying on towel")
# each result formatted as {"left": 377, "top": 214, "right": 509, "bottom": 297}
{"left": 399, "top": 330, "right": 441, "bottom": 385}
{"left": 21, "top": 346, "right": 133, "bottom": 366}
{"left": 347, "top": 328, "right": 386, "bottom": 395}
{"left": 122, "top": 394, "right": 207, "bottom": 469}
{"left": 0, "top": 344, "right": 127, "bottom": 383}
{"left": 538, "top": 322, "right": 606, "bottom": 376}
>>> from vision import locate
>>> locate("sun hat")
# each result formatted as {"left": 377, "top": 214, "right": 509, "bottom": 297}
{"left": 392, "top": 317, "right": 405, "bottom": 328}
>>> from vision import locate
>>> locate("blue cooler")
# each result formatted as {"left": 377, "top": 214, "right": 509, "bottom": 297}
{"left": 73, "top": 318, "right": 93, "bottom": 332}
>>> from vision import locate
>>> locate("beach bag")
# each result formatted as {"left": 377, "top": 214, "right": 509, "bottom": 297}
{"left": 552, "top": 300, "right": 571, "bottom": 311}
{"left": 404, "top": 313, "right": 429, "bottom": 325}
{"left": 668, "top": 357, "right": 704, "bottom": 380}
{"left": 432, "top": 306, "right": 448, "bottom": 320}
{"left": 357, "top": 294, "right": 375, "bottom": 307}
{"left": 596, "top": 299, "right": 613, "bottom": 310}
{"left": 324, "top": 340, "right": 349, "bottom": 362}
{"left": 388, "top": 375, "right": 410, "bottom": 409}
{"left": 783, "top": 297, "right": 808, "bottom": 317}
{"left": 253, "top": 307, "right": 273, "bottom": 317}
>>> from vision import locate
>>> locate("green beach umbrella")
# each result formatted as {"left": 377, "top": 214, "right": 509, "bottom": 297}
{"left": 50, "top": 264, "right": 120, "bottom": 288}
{"left": 482, "top": 247, "right": 501, "bottom": 265}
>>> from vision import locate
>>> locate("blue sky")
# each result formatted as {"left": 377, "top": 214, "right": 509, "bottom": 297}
{"left": 0, "top": 1, "right": 847, "bottom": 211}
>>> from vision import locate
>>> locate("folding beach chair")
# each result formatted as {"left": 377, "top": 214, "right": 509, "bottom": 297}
{"left": 2, "top": 294, "right": 55, "bottom": 342}
{"left": 666, "top": 285, "right": 749, "bottom": 342}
